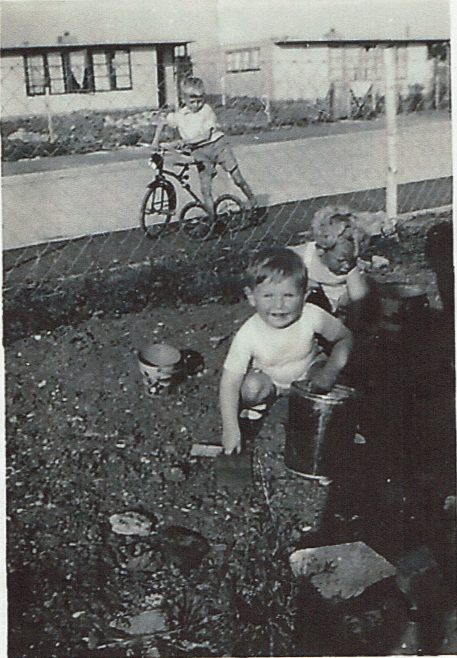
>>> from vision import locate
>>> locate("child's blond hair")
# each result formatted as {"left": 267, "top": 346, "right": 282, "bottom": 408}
{"left": 311, "top": 205, "right": 374, "bottom": 256}
{"left": 180, "top": 76, "right": 205, "bottom": 95}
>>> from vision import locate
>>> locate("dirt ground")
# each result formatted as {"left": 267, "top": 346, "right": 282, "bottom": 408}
{"left": 6, "top": 212, "right": 456, "bottom": 657}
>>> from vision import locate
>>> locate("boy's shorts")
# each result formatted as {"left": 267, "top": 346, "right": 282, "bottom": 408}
{"left": 193, "top": 138, "right": 238, "bottom": 179}
{"left": 247, "top": 352, "right": 328, "bottom": 398}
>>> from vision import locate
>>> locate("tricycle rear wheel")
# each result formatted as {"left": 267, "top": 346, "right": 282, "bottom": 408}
{"left": 180, "top": 202, "right": 213, "bottom": 241}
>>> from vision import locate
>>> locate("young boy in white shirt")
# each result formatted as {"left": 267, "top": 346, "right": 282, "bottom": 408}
{"left": 220, "top": 247, "right": 353, "bottom": 455}
{"left": 164, "top": 76, "right": 256, "bottom": 220}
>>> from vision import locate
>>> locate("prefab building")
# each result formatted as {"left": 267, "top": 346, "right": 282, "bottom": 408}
{"left": 1, "top": 40, "right": 191, "bottom": 119}
{"left": 194, "top": 37, "right": 450, "bottom": 117}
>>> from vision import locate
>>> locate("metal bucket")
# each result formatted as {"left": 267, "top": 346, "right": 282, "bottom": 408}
{"left": 138, "top": 343, "right": 182, "bottom": 395}
{"left": 285, "top": 383, "right": 362, "bottom": 478}
{"left": 378, "top": 283, "right": 428, "bottom": 332}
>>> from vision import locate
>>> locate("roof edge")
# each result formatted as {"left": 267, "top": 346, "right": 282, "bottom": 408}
{"left": 1, "top": 40, "right": 192, "bottom": 53}
{"left": 274, "top": 38, "right": 450, "bottom": 45}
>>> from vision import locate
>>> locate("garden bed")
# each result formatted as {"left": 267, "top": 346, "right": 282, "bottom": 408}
{"left": 6, "top": 212, "right": 456, "bottom": 657}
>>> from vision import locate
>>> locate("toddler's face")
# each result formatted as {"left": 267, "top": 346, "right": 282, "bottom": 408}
{"left": 183, "top": 89, "right": 205, "bottom": 113}
{"left": 247, "top": 276, "right": 305, "bottom": 329}
{"left": 320, "top": 239, "right": 357, "bottom": 275}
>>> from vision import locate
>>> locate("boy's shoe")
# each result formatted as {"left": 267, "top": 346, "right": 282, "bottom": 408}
{"left": 239, "top": 402, "right": 267, "bottom": 421}
{"left": 239, "top": 402, "right": 268, "bottom": 445}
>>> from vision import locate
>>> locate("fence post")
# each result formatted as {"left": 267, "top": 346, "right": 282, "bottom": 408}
{"left": 45, "top": 87, "right": 55, "bottom": 143}
{"left": 384, "top": 45, "right": 398, "bottom": 219}
{"left": 434, "top": 57, "right": 441, "bottom": 110}
{"left": 260, "top": 94, "right": 271, "bottom": 124}
{"left": 221, "top": 75, "right": 226, "bottom": 106}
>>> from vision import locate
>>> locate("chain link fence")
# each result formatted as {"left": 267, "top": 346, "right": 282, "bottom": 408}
{"left": 2, "top": 41, "right": 452, "bottom": 330}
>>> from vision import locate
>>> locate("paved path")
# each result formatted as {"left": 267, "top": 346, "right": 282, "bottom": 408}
{"left": 2, "top": 117, "right": 451, "bottom": 250}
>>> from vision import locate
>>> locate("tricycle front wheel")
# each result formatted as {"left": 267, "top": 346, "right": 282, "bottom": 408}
{"left": 140, "top": 180, "right": 177, "bottom": 238}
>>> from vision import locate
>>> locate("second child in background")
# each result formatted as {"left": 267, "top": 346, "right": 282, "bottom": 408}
{"left": 291, "top": 206, "right": 371, "bottom": 330}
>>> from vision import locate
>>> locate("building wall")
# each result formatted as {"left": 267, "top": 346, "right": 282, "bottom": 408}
{"left": 192, "top": 40, "right": 274, "bottom": 99}
{"left": 1, "top": 46, "right": 167, "bottom": 118}
{"left": 399, "top": 44, "right": 434, "bottom": 95}
{"left": 272, "top": 45, "right": 329, "bottom": 100}
{"left": 192, "top": 41, "right": 444, "bottom": 105}
{"left": 160, "top": 46, "right": 178, "bottom": 108}
{"left": 191, "top": 46, "right": 224, "bottom": 95}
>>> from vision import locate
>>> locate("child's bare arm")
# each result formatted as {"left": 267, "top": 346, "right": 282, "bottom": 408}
{"left": 220, "top": 368, "right": 244, "bottom": 454}
{"left": 150, "top": 113, "right": 170, "bottom": 150}
{"left": 346, "top": 268, "right": 369, "bottom": 302}
{"left": 309, "top": 326, "right": 353, "bottom": 393}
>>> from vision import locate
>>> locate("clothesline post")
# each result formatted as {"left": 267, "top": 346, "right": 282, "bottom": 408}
{"left": 384, "top": 45, "right": 398, "bottom": 220}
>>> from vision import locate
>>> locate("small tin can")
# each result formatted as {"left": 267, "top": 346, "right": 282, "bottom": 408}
{"left": 138, "top": 343, "right": 182, "bottom": 395}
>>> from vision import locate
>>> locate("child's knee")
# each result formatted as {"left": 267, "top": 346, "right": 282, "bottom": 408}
{"left": 241, "top": 371, "right": 273, "bottom": 405}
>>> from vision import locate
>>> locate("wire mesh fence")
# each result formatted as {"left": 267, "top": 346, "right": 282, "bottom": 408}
{"left": 2, "top": 41, "right": 452, "bottom": 314}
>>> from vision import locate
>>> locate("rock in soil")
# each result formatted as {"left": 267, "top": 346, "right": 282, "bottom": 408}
{"left": 290, "top": 541, "right": 396, "bottom": 600}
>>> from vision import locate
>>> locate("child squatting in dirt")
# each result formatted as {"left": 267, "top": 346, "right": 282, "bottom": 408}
{"left": 164, "top": 76, "right": 256, "bottom": 220}
{"left": 291, "top": 206, "right": 370, "bottom": 329}
{"left": 219, "top": 247, "right": 353, "bottom": 455}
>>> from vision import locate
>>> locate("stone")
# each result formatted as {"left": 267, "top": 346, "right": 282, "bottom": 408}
{"left": 290, "top": 541, "right": 396, "bottom": 600}
{"left": 163, "top": 466, "right": 186, "bottom": 482}
{"left": 8, "top": 129, "right": 49, "bottom": 143}
{"left": 371, "top": 255, "right": 390, "bottom": 269}
{"left": 353, "top": 210, "right": 396, "bottom": 237}
{"left": 190, "top": 443, "right": 223, "bottom": 457}
{"left": 122, "top": 610, "right": 167, "bottom": 635}
{"left": 109, "top": 511, "right": 155, "bottom": 536}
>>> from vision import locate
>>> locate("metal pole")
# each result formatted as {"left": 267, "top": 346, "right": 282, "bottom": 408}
{"left": 383, "top": 45, "right": 398, "bottom": 220}
{"left": 445, "top": 43, "right": 451, "bottom": 110}
{"left": 45, "top": 87, "right": 55, "bottom": 143}
{"left": 221, "top": 75, "right": 226, "bottom": 106}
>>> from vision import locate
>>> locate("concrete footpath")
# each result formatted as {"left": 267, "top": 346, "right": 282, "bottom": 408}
{"left": 2, "top": 117, "right": 452, "bottom": 250}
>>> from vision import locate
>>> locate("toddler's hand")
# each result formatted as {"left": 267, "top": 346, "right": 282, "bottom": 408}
{"left": 309, "top": 366, "right": 338, "bottom": 394}
{"left": 222, "top": 430, "right": 241, "bottom": 455}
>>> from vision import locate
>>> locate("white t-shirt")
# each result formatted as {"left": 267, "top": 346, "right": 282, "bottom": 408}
{"left": 166, "top": 104, "right": 224, "bottom": 143}
{"left": 223, "top": 304, "right": 346, "bottom": 389}
{"left": 291, "top": 241, "right": 359, "bottom": 312}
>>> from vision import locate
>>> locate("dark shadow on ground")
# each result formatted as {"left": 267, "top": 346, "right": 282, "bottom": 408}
{"left": 298, "top": 302, "right": 456, "bottom": 655}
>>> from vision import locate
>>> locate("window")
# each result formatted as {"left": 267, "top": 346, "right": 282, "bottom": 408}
{"left": 47, "top": 52, "right": 66, "bottom": 93}
{"left": 62, "top": 50, "right": 93, "bottom": 92}
{"left": 427, "top": 42, "right": 448, "bottom": 62}
{"left": 24, "top": 48, "right": 132, "bottom": 96}
{"left": 24, "top": 55, "right": 47, "bottom": 95}
{"left": 328, "top": 46, "right": 384, "bottom": 82}
{"left": 226, "top": 48, "right": 260, "bottom": 73}
{"left": 92, "top": 49, "right": 132, "bottom": 91}
{"left": 174, "top": 45, "right": 188, "bottom": 58}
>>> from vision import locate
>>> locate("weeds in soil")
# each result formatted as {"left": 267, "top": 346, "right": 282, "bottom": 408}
{"left": 155, "top": 509, "right": 303, "bottom": 657}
